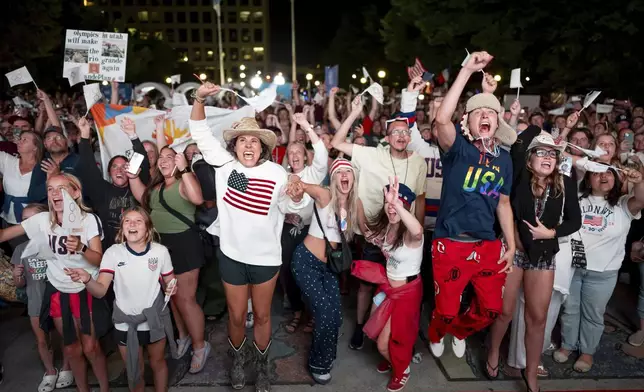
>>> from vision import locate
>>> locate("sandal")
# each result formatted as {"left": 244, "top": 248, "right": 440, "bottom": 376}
{"left": 285, "top": 314, "right": 301, "bottom": 334}
{"left": 521, "top": 368, "right": 541, "bottom": 392}
{"left": 573, "top": 357, "right": 592, "bottom": 373}
{"left": 55, "top": 369, "right": 74, "bottom": 389}
{"left": 303, "top": 319, "right": 314, "bottom": 333}
{"left": 38, "top": 371, "right": 58, "bottom": 392}
{"left": 189, "top": 342, "right": 212, "bottom": 374}
{"left": 177, "top": 336, "right": 192, "bottom": 358}
{"left": 553, "top": 348, "right": 570, "bottom": 363}
{"left": 537, "top": 362, "right": 549, "bottom": 377}
{"left": 483, "top": 360, "right": 499, "bottom": 380}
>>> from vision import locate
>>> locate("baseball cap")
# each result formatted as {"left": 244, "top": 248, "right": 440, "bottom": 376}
{"left": 616, "top": 114, "right": 630, "bottom": 124}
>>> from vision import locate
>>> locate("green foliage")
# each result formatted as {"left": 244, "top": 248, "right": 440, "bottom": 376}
{"left": 382, "top": 0, "right": 644, "bottom": 100}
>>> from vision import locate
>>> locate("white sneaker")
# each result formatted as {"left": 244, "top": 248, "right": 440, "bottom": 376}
{"left": 429, "top": 338, "right": 445, "bottom": 358}
{"left": 452, "top": 337, "right": 466, "bottom": 358}
{"left": 245, "top": 311, "right": 254, "bottom": 328}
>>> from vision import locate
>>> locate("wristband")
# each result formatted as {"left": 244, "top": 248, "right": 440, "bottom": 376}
{"left": 191, "top": 91, "right": 206, "bottom": 104}
{"left": 128, "top": 133, "right": 139, "bottom": 140}
{"left": 83, "top": 275, "right": 91, "bottom": 285}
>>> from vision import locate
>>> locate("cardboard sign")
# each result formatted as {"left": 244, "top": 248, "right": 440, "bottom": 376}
{"left": 63, "top": 29, "right": 128, "bottom": 82}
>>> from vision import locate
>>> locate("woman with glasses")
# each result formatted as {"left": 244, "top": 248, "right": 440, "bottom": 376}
{"left": 486, "top": 127, "right": 581, "bottom": 392}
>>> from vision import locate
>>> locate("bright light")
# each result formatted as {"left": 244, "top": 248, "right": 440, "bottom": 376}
{"left": 227, "top": 77, "right": 232, "bottom": 83}
{"left": 525, "top": 76, "right": 531, "bottom": 82}
{"left": 240, "top": 72, "right": 246, "bottom": 79}
{"left": 274, "top": 74, "right": 286, "bottom": 85}
{"left": 418, "top": 94, "right": 425, "bottom": 100}
{"left": 351, "top": 74, "right": 357, "bottom": 79}
{"left": 207, "top": 50, "right": 214, "bottom": 56}
{"left": 314, "top": 80, "right": 320, "bottom": 86}
{"left": 183, "top": 56, "right": 188, "bottom": 62}
{"left": 250, "top": 75, "right": 262, "bottom": 89}
{"left": 165, "top": 77, "right": 172, "bottom": 84}
{"left": 239, "top": 64, "right": 246, "bottom": 71}
{"left": 377, "top": 70, "right": 386, "bottom": 79}
{"left": 494, "top": 74, "right": 502, "bottom": 82}
{"left": 102, "top": 80, "right": 109, "bottom": 86}
{"left": 240, "top": 81, "right": 246, "bottom": 87}
{"left": 199, "top": 73, "right": 207, "bottom": 81}
{"left": 257, "top": 70, "right": 262, "bottom": 75}
{"left": 360, "top": 77, "right": 367, "bottom": 84}
{"left": 266, "top": 75, "right": 271, "bottom": 80}
{"left": 305, "top": 73, "right": 313, "bottom": 81}
{"left": 278, "top": 72, "right": 283, "bottom": 76}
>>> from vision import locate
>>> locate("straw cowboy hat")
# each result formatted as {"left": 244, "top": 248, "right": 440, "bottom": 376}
{"left": 223, "top": 117, "right": 277, "bottom": 151}
{"left": 527, "top": 131, "right": 566, "bottom": 153}
{"left": 460, "top": 93, "right": 517, "bottom": 146}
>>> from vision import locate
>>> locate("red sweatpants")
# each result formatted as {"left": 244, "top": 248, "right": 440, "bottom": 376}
{"left": 428, "top": 238, "right": 507, "bottom": 342}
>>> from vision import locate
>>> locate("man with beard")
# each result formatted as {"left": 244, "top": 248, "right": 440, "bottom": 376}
{"left": 27, "top": 126, "right": 80, "bottom": 203}
{"left": 331, "top": 96, "right": 427, "bottom": 351}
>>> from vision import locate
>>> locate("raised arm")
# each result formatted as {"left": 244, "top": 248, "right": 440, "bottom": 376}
{"left": 327, "top": 88, "right": 343, "bottom": 130}
{"left": 110, "top": 81, "right": 119, "bottom": 105}
{"left": 557, "top": 112, "right": 580, "bottom": 142}
{"left": 291, "top": 81, "right": 301, "bottom": 107}
{"left": 330, "top": 96, "right": 363, "bottom": 157}
{"left": 154, "top": 115, "right": 167, "bottom": 150}
{"left": 176, "top": 153, "right": 204, "bottom": 206}
{"left": 189, "top": 82, "right": 235, "bottom": 167}
{"left": 436, "top": 51, "right": 493, "bottom": 151}
{"left": 301, "top": 181, "right": 331, "bottom": 207}
{"left": 508, "top": 99, "right": 521, "bottom": 129}
{"left": 293, "top": 113, "right": 328, "bottom": 184}
{"left": 627, "top": 168, "right": 644, "bottom": 214}
{"left": 386, "top": 177, "right": 423, "bottom": 247}
{"left": 76, "top": 117, "right": 108, "bottom": 203}
{"left": 127, "top": 173, "right": 146, "bottom": 203}
{"left": 402, "top": 77, "right": 437, "bottom": 158}
{"left": 37, "top": 90, "right": 62, "bottom": 129}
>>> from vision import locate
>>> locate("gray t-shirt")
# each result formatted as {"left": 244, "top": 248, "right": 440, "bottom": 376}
{"left": 11, "top": 242, "right": 48, "bottom": 317}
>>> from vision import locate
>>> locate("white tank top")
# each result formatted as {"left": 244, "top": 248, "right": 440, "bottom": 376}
{"left": 309, "top": 203, "right": 342, "bottom": 243}
{"left": 383, "top": 236, "right": 424, "bottom": 280}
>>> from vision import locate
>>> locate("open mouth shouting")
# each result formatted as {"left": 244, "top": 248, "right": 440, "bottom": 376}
{"left": 479, "top": 120, "right": 491, "bottom": 135}
{"left": 52, "top": 197, "right": 63, "bottom": 209}
{"left": 242, "top": 150, "right": 255, "bottom": 162}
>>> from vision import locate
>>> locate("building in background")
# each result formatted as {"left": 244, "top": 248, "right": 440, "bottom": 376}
{"left": 85, "top": 0, "right": 269, "bottom": 82}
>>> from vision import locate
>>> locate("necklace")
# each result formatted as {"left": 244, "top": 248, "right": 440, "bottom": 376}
{"left": 389, "top": 148, "right": 409, "bottom": 184}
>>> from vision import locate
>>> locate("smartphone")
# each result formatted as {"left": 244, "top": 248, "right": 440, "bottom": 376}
{"left": 127, "top": 152, "right": 144, "bottom": 175}
{"left": 421, "top": 71, "right": 434, "bottom": 82}
{"left": 373, "top": 291, "right": 387, "bottom": 307}
{"left": 625, "top": 132, "right": 635, "bottom": 145}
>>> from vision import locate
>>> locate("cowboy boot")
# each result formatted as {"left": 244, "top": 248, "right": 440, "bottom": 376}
{"left": 254, "top": 340, "right": 272, "bottom": 392}
{"left": 229, "top": 337, "right": 252, "bottom": 390}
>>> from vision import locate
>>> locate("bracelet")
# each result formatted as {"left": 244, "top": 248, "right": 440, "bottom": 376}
{"left": 190, "top": 91, "right": 206, "bottom": 104}
{"left": 83, "top": 276, "right": 91, "bottom": 285}
{"left": 128, "top": 133, "right": 139, "bottom": 140}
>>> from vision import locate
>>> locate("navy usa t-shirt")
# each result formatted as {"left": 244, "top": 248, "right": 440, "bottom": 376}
{"left": 434, "top": 132, "right": 512, "bottom": 241}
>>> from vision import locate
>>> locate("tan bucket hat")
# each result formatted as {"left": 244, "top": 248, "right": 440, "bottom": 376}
{"left": 223, "top": 117, "right": 277, "bottom": 151}
{"left": 527, "top": 131, "right": 566, "bottom": 152}
{"left": 461, "top": 93, "right": 517, "bottom": 146}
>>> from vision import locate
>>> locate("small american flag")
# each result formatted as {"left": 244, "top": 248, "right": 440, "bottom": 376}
{"left": 583, "top": 214, "right": 603, "bottom": 227}
{"left": 224, "top": 170, "right": 275, "bottom": 216}
{"left": 407, "top": 58, "right": 426, "bottom": 80}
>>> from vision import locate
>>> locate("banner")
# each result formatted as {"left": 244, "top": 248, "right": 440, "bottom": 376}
{"left": 90, "top": 103, "right": 254, "bottom": 179}
{"left": 325, "top": 65, "right": 339, "bottom": 94}
{"left": 63, "top": 30, "right": 128, "bottom": 82}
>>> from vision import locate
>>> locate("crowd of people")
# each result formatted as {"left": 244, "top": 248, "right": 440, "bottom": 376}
{"left": 0, "top": 50, "right": 644, "bottom": 392}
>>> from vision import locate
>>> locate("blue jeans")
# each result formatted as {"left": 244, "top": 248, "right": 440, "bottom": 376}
{"left": 291, "top": 243, "right": 341, "bottom": 374}
{"left": 560, "top": 268, "right": 618, "bottom": 355}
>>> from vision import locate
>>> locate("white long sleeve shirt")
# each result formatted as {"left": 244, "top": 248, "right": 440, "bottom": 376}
{"left": 189, "top": 119, "right": 311, "bottom": 266}
{"left": 291, "top": 139, "right": 329, "bottom": 225}
{"left": 401, "top": 89, "right": 442, "bottom": 229}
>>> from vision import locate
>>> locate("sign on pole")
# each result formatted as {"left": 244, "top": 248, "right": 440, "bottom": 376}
{"left": 63, "top": 29, "right": 128, "bottom": 82}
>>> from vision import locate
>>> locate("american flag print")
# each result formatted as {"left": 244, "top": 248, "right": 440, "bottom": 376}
{"left": 583, "top": 214, "right": 603, "bottom": 227}
{"left": 407, "top": 58, "right": 426, "bottom": 80}
{"left": 224, "top": 170, "right": 275, "bottom": 216}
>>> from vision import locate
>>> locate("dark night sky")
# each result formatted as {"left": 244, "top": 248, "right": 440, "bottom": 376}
{"left": 268, "top": 0, "right": 388, "bottom": 67}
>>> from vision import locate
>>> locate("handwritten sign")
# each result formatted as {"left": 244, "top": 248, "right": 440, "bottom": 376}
{"left": 63, "top": 29, "right": 128, "bottom": 82}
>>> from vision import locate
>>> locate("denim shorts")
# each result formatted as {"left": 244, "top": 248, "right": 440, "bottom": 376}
{"left": 217, "top": 248, "right": 280, "bottom": 286}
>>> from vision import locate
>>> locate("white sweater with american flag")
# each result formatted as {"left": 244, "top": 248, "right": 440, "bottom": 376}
{"left": 189, "top": 119, "right": 311, "bottom": 266}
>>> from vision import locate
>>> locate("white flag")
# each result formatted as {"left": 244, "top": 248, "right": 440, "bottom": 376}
{"left": 568, "top": 143, "right": 606, "bottom": 158}
{"left": 361, "top": 83, "right": 384, "bottom": 105}
{"left": 221, "top": 85, "right": 277, "bottom": 113}
{"left": 584, "top": 160, "right": 613, "bottom": 173}
{"left": 362, "top": 67, "right": 372, "bottom": 82}
{"left": 510, "top": 68, "right": 523, "bottom": 89}
{"left": 67, "top": 66, "right": 85, "bottom": 87}
{"left": 313, "top": 92, "right": 324, "bottom": 105}
{"left": 548, "top": 106, "right": 565, "bottom": 115}
{"left": 83, "top": 83, "right": 103, "bottom": 111}
{"left": 168, "top": 136, "right": 194, "bottom": 153}
{"left": 583, "top": 91, "right": 601, "bottom": 109}
{"left": 5, "top": 66, "right": 35, "bottom": 87}
{"left": 61, "top": 189, "right": 83, "bottom": 231}
{"left": 12, "top": 96, "right": 33, "bottom": 109}
{"left": 172, "top": 92, "right": 189, "bottom": 107}
{"left": 461, "top": 49, "right": 471, "bottom": 67}
{"left": 596, "top": 104, "right": 613, "bottom": 114}
{"left": 170, "top": 74, "right": 181, "bottom": 84}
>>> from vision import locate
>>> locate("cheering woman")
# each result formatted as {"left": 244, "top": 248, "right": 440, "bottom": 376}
{"left": 189, "top": 82, "right": 311, "bottom": 392}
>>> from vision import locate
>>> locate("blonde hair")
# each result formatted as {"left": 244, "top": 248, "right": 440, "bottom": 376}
{"left": 46, "top": 173, "right": 92, "bottom": 229}
{"left": 329, "top": 170, "right": 359, "bottom": 242}
{"left": 115, "top": 206, "right": 160, "bottom": 245}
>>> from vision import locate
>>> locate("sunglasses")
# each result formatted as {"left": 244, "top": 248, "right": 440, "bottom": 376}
{"left": 534, "top": 148, "right": 560, "bottom": 158}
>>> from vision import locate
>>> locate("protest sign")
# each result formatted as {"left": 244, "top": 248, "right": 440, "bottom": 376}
{"left": 63, "top": 30, "right": 128, "bottom": 82}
